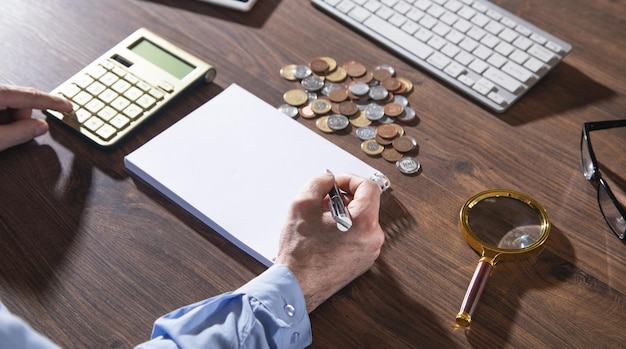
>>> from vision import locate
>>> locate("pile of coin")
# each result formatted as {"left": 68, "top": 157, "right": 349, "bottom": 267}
{"left": 278, "top": 57, "right": 421, "bottom": 175}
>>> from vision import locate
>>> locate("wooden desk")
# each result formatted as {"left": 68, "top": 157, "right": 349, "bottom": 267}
{"left": 1, "top": 0, "right": 624, "bottom": 347}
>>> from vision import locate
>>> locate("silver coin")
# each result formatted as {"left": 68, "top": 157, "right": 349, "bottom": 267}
{"left": 307, "top": 91, "right": 318, "bottom": 102}
{"left": 293, "top": 65, "right": 312, "bottom": 79}
{"left": 393, "top": 95, "right": 409, "bottom": 107}
{"left": 356, "top": 126, "right": 377, "bottom": 140}
{"left": 277, "top": 104, "right": 299, "bottom": 118}
{"left": 397, "top": 106, "right": 416, "bottom": 122}
{"left": 321, "top": 82, "right": 342, "bottom": 96}
{"left": 369, "top": 85, "right": 389, "bottom": 101}
{"left": 396, "top": 157, "right": 421, "bottom": 174}
{"left": 378, "top": 116, "right": 395, "bottom": 124}
{"left": 364, "top": 103, "right": 385, "bottom": 121}
{"left": 327, "top": 114, "right": 350, "bottom": 131}
{"left": 348, "top": 82, "right": 370, "bottom": 96}
{"left": 301, "top": 75, "right": 324, "bottom": 91}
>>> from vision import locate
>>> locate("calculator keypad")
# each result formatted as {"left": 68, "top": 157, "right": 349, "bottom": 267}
{"left": 55, "top": 59, "right": 164, "bottom": 143}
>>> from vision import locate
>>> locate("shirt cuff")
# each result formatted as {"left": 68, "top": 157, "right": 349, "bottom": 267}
{"left": 236, "top": 264, "right": 312, "bottom": 348}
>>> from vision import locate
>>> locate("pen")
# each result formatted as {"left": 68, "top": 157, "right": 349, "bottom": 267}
{"left": 326, "top": 169, "right": 352, "bottom": 232}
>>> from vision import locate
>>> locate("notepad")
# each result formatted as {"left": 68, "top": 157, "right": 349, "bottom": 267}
{"left": 124, "top": 84, "right": 388, "bottom": 266}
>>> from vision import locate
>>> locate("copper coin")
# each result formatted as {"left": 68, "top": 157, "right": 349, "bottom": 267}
{"left": 299, "top": 104, "right": 316, "bottom": 119}
{"left": 392, "top": 135, "right": 416, "bottom": 152}
{"left": 375, "top": 133, "right": 394, "bottom": 146}
{"left": 382, "top": 147, "right": 404, "bottom": 162}
{"left": 352, "top": 71, "right": 374, "bottom": 84}
{"left": 344, "top": 61, "right": 367, "bottom": 77}
{"left": 338, "top": 100, "right": 359, "bottom": 116}
{"left": 318, "top": 56, "right": 337, "bottom": 72}
{"left": 377, "top": 124, "right": 398, "bottom": 139}
{"left": 384, "top": 103, "right": 404, "bottom": 117}
{"left": 328, "top": 88, "right": 349, "bottom": 102}
{"left": 372, "top": 68, "right": 392, "bottom": 81}
{"left": 381, "top": 77, "right": 402, "bottom": 92}
{"left": 310, "top": 58, "right": 329, "bottom": 74}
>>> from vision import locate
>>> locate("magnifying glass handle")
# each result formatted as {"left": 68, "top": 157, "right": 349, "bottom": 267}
{"left": 456, "top": 259, "right": 494, "bottom": 327}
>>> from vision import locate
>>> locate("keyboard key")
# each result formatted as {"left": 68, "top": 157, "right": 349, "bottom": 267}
{"left": 363, "top": 15, "right": 434, "bottom": 60}
{"left": 483, "top": 67, "right": 522, "bottom": 94}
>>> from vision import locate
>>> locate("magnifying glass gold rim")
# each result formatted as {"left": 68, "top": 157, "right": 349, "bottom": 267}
{"left": 456, "top": 189, "right": 551, "bottom": 327}
{"left": 459, "top": 188, "right": 550, "bottom": 262}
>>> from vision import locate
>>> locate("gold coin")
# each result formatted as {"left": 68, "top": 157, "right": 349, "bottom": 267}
{"left": 325, "top": 66, "right": 347, "bottom": 82}
{"left": 310, "top": 98, "right": 332, "bottom": 114}
{"left": 382, "top": 147, "right": 404, "bottom": 162}
{"left": 396, "top": 77, "right": 413, "bottom": 94}
{"left": 349, "top": 111, "right": 372, "bottom": 127}
{"left": 316, "top": 116, "right": 334, "bottom": 133}
{"left": 280, "top": 64, "right": 298, "bottom": 81}
{"left": 377, "top": 124, "right": 398, "bottom": 139}
{"left": 361, "top": 139, "right": 384, "bottom": 156}
{"left": 283, "top": 89, "right": 308, "bottom": 106}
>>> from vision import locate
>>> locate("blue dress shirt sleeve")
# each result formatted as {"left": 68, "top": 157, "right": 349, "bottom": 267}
{"left": 0, "top": 301, "right": 61, "bottom": 349}
{"left": 135, "top": 263, "right": 312, "bottom": 349}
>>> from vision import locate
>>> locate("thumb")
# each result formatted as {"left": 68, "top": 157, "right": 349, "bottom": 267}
{"left": 0, "top": 118, "right": 49, "bottom": 151}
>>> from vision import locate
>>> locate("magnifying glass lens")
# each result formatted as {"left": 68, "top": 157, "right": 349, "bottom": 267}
{"left": 467, "top": 196, "right": 543, "bottom": 250}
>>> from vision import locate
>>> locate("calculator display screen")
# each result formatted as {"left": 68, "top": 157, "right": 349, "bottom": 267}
{"left": 130, "top": 38, "right": 195, "bottom": 79}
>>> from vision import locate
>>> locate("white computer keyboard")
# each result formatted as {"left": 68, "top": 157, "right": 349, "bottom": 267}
{"left": 311, "top": 0, "right": 572, "bottom": 112}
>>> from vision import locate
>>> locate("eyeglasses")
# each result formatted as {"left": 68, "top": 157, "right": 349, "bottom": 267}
{"left": 580, "top": 119, "right": 626, "bottom": 242}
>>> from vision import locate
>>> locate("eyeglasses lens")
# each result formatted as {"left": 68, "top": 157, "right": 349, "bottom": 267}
{"left": 598, "top": 182, "right": 626, "bottom": 239}
{"left": 581, "top": 133, "right": 595, "bottom": 180}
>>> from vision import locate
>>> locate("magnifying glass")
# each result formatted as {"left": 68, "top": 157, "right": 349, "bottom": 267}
{"left": 455, "top": 189, "right": 550, "bottom": 327}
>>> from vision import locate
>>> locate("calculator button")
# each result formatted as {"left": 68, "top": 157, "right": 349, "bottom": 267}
{"left": 98, "top": 89, "right": 118, "bottom": 104}
{"left": 112, "top": 80, "right": 131, "bottom": 94}
{"left": 73, "top": 91, "right": 93, "bottom": 106}
{"left": 112, "top": 66, "right": 126, "bottom": 77}
{"left": 110, "top": 115, "right": 130, "bottom": 129}
{"left": 124, "top": 74, "right": 139, "bottom": 85}
{"left": 123, "top": 104, "right": 143, "bottom": 119}
{"left": 158, "top": 81, "right": 174, "bottom": 93}
{"left": 84, "top": 116, "right": 104, "bottom": 132}
{"left": 88, "top": 65, "right": 107, "bottom": 79}
{"left": 86, "top": 81, "right": 106, "bottom": 96}
{"left": 96, "top": 124, "right": 117, "bottom": 141}
{"left": 136, "top": 95, "right": 157, "bottom": 110}
{"left": 60, "top": 84, "right": 81, "bottom": 98}
{"left": 85, "top": 99, "right": 105, "bottom": 114}
{"left": 101, "top": 60, "right": 115, "bottom": 70}
{"left": 124, "top": 86, "right": 143, "bottom": 101}
{"left": 97, "top": 106, "right": 118, "bottom": 121}
{"left": 75, "top": 109, "right": 92, "bottom": 123}
{"left": 75, "top": 74, "right": 95, "bottom": 88}
{"left": 149, "top": 88, "right": 164, "bottom": 101}
{"left": 136, "top": 81, "right": 151, "bottom": 91}
{"left": 111, "top": 96, "right": 131, "bottom": 111}
{"left": 100, "top": 72, "right": 119, "bottom": 86}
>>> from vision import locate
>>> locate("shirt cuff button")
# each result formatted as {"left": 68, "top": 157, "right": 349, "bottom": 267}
{"left": 284, "top": 304, "right": 295, "bottom": 317}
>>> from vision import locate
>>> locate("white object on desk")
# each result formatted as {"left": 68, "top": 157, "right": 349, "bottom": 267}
{"left": 196, "top": 0, "right": 257, "bottom": 11}
{"left": 124, "top": 84, "right": 388, "bottom": 266}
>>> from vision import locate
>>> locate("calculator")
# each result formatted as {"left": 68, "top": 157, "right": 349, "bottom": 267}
{"left": 46, "top": 28, "right": 216, "bottom": 147}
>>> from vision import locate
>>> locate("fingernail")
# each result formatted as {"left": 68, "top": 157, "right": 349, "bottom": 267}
{"left": 35, "top": 121, "right": 49, "bottom": 136}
